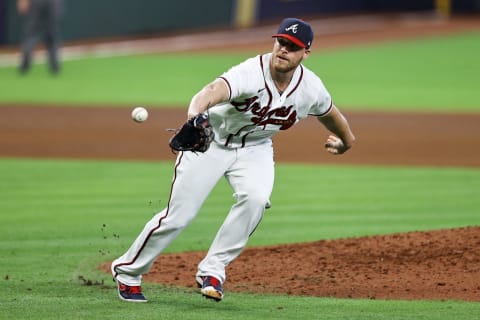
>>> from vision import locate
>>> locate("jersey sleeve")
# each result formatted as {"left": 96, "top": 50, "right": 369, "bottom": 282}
{"left": 218, "top": 56, "right": 262, "bottom": 101}
{"left": 307, "top": 74, "right": 333, "bottom": 117}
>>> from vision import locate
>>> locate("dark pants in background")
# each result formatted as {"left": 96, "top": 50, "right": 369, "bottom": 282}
{"left": 20, "top": 0, "right": 62, "bottom": 74}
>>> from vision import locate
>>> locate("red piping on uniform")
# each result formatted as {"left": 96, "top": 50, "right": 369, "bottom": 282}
{"left": 219, "top": 76, "right": 232, "bottom": 101}
{"left": 286, "top": 65, "right": 303, "bottom": 98}
{"left": 309, "top": 99, "right": 333, "bottom": 117}
{"left": 113, "top": 152, "right": 185, "bottom": 276}
{"left": 259, "top": 55, "right": 272, "bottom": 105}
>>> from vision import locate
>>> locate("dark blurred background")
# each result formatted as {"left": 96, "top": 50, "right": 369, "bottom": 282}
{"left": 0, "top": 0, "right": 479, "bottom": 46}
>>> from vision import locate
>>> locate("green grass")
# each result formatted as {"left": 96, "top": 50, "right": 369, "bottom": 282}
{"left": 310, "top": 32, "right": 480, "bottom": 111}
{"left": 0, "top": 53, "right": 250, "bottom": 106}
{"left": 3, "top": 287, "right": 479, "bottom": 320}
{"left": 1, "top": 158, "right": 479, "bottom": 319}
{"left": 1, "top": 32, "right": 479, "bottom": 111}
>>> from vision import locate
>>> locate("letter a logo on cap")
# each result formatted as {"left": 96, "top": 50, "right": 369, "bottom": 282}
{"left": 285, "top": 24, "right": 299, "bottom": 33}
{"left": 273, "top": 18, "right": 314, "bottom": 49}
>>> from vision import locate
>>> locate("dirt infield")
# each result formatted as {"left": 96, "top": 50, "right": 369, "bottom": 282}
{"left": 2, "top": 106, "right": 480, "bottom": 167}
{"left": 2, "top": 14, "right": 480, "bottom": 302}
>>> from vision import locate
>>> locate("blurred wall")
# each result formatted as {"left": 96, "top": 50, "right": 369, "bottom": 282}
{"left": 0, "top": 0, "right": 6, "bottom": 44}
{"left": 2, "top": 0, "right": 234, "bottom": 45}
{"left": 256, "top": 0, "right": 480, "bottom": 20}
{"left": 453, "top": 0, "right": 480, "bottom": 10}
{"left": 256, "top": 0, "right": 434, "bottom": 20}
{"left": 1, "top": 0, "right": 479, "bottom": 46}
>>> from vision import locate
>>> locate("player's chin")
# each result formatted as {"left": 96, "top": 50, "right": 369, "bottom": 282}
{"left": 273, "top": 60, "right": 294, "bottom": 73}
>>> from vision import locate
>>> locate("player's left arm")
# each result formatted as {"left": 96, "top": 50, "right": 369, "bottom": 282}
{"left": 317, "top": 104, "right": 355, "bottom": 155}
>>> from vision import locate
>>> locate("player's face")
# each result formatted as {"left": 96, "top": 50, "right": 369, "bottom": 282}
{"left": 271, "top": 37, "right": 310, "bottom": 73}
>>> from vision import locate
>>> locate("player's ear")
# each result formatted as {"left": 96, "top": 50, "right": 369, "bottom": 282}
{"left": 303, "top": 49, "right": 311, "bottom": 59}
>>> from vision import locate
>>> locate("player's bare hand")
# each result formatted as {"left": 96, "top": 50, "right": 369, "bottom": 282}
{"left": 324, "top": 135, "right": 350, "bottom": 155}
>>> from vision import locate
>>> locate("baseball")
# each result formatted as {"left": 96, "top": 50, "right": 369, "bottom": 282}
{"left": 131, "top": 107, "right": 148, "bottom": 123}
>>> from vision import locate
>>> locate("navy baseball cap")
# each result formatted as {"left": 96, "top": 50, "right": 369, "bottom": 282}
{"left": 272, "top": 18, "right": 313, "bottom": 49}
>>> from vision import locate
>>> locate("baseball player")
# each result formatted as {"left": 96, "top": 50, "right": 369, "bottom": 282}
{"left": 112, "top": 17, "right": 355, "bottom": 302}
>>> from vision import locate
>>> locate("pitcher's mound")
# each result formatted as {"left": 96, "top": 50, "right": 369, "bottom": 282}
{"left": 129, "top": 226, "right": 480, "bottom": 302}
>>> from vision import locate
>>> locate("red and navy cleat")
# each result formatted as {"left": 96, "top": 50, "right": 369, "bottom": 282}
{"left": 200, "top": 276, "right": 223, "bottom": 302}
{"left": 116, "top": 280, "right": 148, "bottom": 302}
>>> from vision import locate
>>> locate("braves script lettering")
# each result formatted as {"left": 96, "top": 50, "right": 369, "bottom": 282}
{"left": 231, "top": 96, "right": 297, "bottom": 130}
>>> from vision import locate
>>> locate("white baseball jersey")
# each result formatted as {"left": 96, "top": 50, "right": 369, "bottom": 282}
{"left": 209, "top": 53, "right": 333, "bottom": 148}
